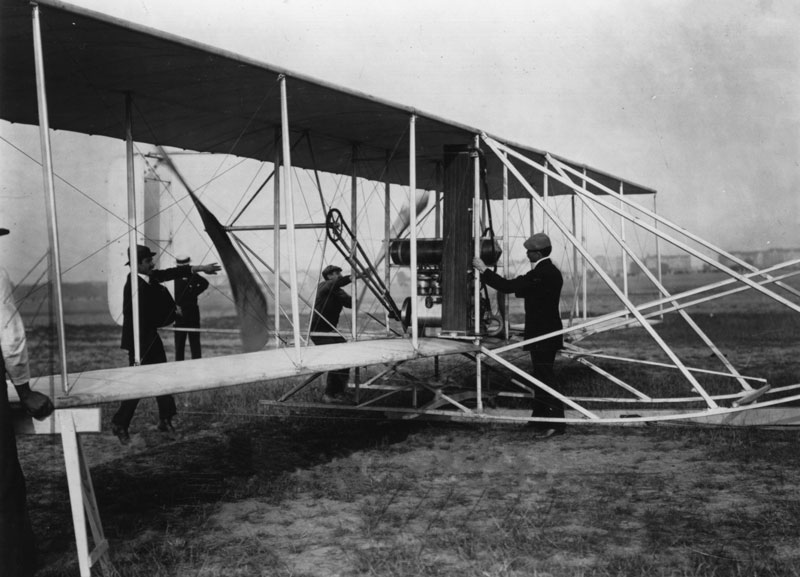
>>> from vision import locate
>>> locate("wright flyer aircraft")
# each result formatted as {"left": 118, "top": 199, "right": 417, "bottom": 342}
{"left": 3, "top": 0, "right": 800, "bottom": 574}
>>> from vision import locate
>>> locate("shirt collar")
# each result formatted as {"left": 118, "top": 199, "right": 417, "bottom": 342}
{"left": 531, "top": 256, "right": 551, "bottom": 270}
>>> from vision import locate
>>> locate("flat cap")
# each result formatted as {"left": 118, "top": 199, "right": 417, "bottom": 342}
{"left": 523, "top": 233, "right": 551, "bottom": 251}
{"left": 321, "top": 264, "right": 343, "bottom": 278}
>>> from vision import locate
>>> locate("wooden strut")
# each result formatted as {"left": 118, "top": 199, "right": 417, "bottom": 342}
{"left": 31, "top": 6, "right": 110, "bottom": 571}
{"left": 15, "top": 407, "right": 110, "bottom": 576}
{"left": 494, "top": 137, "right": 800, "bottom": 315}
{"left": 555, "top": 160, "right": 800, "bottom": 302}
{"left": 547, "top": 159, "right": 753, "bottom": 392}
{"left": 251, "top": 332, "right": 800, "bottom": 428}
{"left": 260, "top": 378, "right": 800, "bottom": 427}
{"left": 31, "top": 3, "right": 69, "bottom": 393}
{"left": 481, "top": 136, "right": 718, "bottom": 409}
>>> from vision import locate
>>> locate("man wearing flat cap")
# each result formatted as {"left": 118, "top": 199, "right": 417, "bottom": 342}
{"left": 310, "top": 264, "right": 356, "bottom": 404}
{"left": 172, "top": 255, "right": 210, "bottom": 361}
{"left": 112, "top": 245, "right": 220, "bottom": 444}
{"left": 1, "top": 227, "right": 55, "bottom": 576}
{"left": 473, "top": 232, "right": 566, "bottom": 438}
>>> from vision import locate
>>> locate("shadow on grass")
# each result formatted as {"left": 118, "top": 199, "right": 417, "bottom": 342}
{"left": 30, "top": 416, "right": 421, "bottom": 576}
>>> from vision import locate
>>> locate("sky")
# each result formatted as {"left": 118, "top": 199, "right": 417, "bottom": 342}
{"left": 1, "top": 0, "right": 798, "bottom": 283}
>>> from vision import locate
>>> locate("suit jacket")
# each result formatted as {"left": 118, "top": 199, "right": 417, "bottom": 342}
{"left": 120, "top": 265, "right": 191, "bottom": 360}
{"left": 174, "top": 273, "right": 209, "bottom": 326}
{"left": 310, "top": 275, "right": 352, "bottom": 333}
{"left": 481, "top": 258, "right": 563, "bottom": 351}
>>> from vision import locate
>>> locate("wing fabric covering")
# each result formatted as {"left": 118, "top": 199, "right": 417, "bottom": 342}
{"left": 0, "top": 0, "right": 656, "bottom": 200}
{"left": 158, "top": 148, "right": 269, "bottom": 352}
{"left": 189, "top": 192, "right": 270, "bottom": 352}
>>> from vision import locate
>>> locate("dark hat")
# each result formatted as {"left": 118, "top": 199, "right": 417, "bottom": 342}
{"left": 523, "top": 233, "right": 551, "bottom": 251}
{"left": 125, "top": 244, "right": 156, "bottom": 265}
{"left": 321, "top": 264, "right": 342, "bottom": 278}
{"left": 0, "top": 228, "right": 9, "bottom": 237}
{"left": 176, "top": 254, "right": 191, "bottom": 265}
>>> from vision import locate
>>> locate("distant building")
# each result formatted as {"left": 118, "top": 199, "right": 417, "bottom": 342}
{"left": 582, "top": 253, "right": 695, "bottom": 276}
{"left": 643, "top": 254, "right": 692, "bottom": 274}
{"left": 719, "top": 248, "right": 800, "bottom": 271}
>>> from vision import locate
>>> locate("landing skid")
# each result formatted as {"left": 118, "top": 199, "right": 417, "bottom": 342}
{"left": 260, "top": 383, "right": 800, "bottom": 428}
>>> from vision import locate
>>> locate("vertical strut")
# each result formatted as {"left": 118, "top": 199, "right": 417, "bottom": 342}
{"left": 273, "top": 133, "right": 281, "bottom": 347}
{"left": 279, "top": 75, "right": 302, "bottom": 350}
{"left": 409, "top": 114, "right": 419, "bottom": 348}
{"left": 32, "top": 4, "right": 69, "bottom": 392}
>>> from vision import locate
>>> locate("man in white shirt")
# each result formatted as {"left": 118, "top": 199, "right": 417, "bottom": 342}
{"left": 0, "top": 227, "right": 55, "bottom": 576}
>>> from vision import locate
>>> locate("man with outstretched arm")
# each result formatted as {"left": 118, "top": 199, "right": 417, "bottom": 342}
{"left": 112, "top": 245, "right": 220, "bottom": 444}
{"left": 473, "top": 232, "right": 566, "bottom": 438}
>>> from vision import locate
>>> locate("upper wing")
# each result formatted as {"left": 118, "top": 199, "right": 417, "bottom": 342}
{"left": 0, "top": 0, "right": 654, "bottom": 200}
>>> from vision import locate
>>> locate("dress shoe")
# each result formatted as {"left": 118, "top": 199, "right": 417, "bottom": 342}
{"left": 157, "top": 418, "right": 175, "bottom": 432}
{"left": 111, "top": 423, "right": 130, "bottom": 445}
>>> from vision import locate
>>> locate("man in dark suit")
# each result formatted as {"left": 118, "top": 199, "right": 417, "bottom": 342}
{"left": 112, "top": 245, "right": 220, "bottom": 444}
{"left": 173, "top": 255, "right": 210, "bottom": 361}
{"left": 1, "top": 227, "right": 55, "bottom": 576}
{"left": 473, "top": 232, "right": 565, "bottom": 438}
{"left": 310, "top": 264, "right": 356, "bottom": 404}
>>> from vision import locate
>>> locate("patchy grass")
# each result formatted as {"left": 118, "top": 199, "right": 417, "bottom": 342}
{"left": 17, "top": 287, "right": 800, "bottom": 576}
{"left": 22, "top": 419, "right": 800, "bottom": 576}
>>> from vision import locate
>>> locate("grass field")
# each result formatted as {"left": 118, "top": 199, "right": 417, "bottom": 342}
{"left": 15, "top": 272, "right": 800, "bottom": 576}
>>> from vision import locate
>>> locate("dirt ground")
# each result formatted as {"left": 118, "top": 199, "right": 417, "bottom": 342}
{"left": 19, "top": 410, "right": 800, "bottom": 576}
{"left": 15, "top": 297, "right": 800, "bottom": 576}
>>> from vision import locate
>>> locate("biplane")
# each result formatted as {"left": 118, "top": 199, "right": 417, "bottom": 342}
{"left": 2, "top": 0, "right": 800, "bottom": 574}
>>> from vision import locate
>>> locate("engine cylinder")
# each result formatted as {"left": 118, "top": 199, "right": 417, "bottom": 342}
{"left": 400, "top": 296, "right": 442, "bottom": 332}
